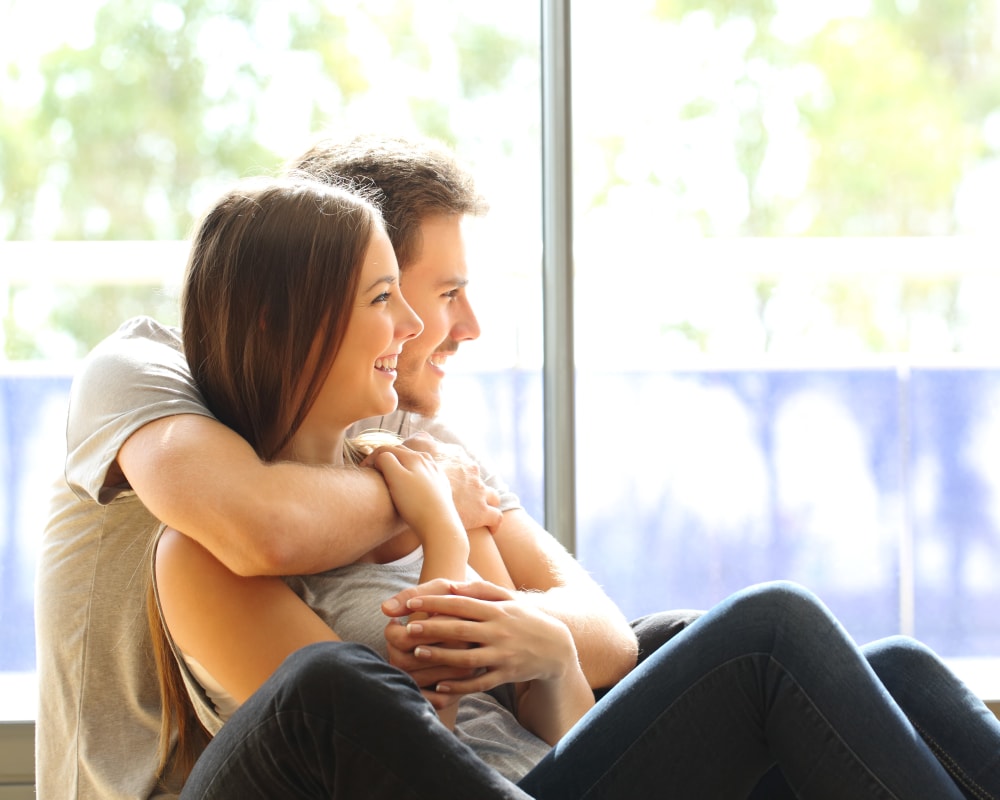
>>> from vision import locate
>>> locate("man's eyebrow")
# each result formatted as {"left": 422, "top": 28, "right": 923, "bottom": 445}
{"left": 436, "top": 277, "right": 470, "bottom": 289}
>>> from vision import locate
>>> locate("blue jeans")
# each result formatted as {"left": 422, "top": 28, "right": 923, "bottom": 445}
{"left": 519, "top": 581, "right": 992, "bottom": 799}
{"left": 180, "top": 642, "right": 530, "bottom": 799}
{"left": 183, "top": 582, "right": 999, "bottom": 798}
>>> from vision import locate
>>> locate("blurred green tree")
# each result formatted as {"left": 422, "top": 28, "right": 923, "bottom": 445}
{"left": 1, "top": 0, "right": 534, "bottom": 358}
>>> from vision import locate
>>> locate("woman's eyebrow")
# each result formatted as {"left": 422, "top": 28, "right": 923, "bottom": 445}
{"left": 362, "top": 275, "right": 398, "bottom": 292}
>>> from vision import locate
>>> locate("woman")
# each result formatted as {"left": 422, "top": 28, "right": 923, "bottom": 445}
{"left": 153, "top": 176, "right": 1000, "bottom": 800}
{"left": 149, "top": 175, "right": 593, "bottom": 787}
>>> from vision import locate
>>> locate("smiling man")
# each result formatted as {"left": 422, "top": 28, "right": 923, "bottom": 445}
{"left": 390, "top": 213, "right": 479, "bottom": 416}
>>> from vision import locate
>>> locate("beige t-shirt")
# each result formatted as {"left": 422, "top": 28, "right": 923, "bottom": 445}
{"left": 35, "top": 315, "right": 521, "bottom": 800}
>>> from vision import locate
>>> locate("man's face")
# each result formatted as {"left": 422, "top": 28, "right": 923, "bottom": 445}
{"left": 394, "top": 213, "right": 481, "bottom": 416}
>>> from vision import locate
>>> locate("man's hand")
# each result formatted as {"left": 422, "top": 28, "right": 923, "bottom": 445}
{"left": 403, "top": 432, "right": 502, "bottom": 533}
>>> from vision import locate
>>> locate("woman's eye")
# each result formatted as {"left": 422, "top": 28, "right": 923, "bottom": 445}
{"left": 373, "top": 291, "right": 391, "bottom": 304}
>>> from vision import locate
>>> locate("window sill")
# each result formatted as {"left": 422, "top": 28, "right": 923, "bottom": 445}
{"left": 3, "top": 661, "right": 999, "bottom": 793}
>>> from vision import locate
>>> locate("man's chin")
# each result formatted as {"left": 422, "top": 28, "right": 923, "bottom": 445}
{"left": 395, "top": 386, "right": 441, "bottom": 418}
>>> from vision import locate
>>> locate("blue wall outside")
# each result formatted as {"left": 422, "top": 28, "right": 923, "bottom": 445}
{"left": 5, "top": 365, "right": 1000, "bottom": 672}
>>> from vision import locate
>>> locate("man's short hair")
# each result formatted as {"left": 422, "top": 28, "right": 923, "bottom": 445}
{"left": 288, "top": 134, "right": 488, "bottom": 268}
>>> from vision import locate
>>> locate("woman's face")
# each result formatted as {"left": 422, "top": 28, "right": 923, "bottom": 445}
{"left": 307, "top": 226, "right": 423, "bottom": 436}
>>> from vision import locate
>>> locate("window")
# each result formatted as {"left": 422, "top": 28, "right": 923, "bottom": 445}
{"left": 0, "top": 0, "right": 544, "bottom": 709}
{"left": 569, "top": 2, "right": 1000, "bottom": 667}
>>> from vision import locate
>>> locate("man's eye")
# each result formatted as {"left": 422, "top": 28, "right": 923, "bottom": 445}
{"left": 443, "top": 290, "right": 459, "bottom": 300}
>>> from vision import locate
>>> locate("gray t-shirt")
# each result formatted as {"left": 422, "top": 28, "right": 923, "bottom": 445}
{"left": 36, "top": 315, "right": 522, "bottom": 800}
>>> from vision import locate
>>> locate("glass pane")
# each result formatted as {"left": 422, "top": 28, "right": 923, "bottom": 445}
{"left": 1, "top": 0, "right": 543, "bottom": 686}
{"left": 571, "top": 1, "right": 1000, "bottom": 657}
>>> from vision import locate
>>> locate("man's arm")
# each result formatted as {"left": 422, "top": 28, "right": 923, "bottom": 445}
{"left": 398, "top": 430, "right": 637, "bottom": 688}
{"left": 119, "top": 414, "right": 402, "bottom": 576}
{"left": 492, "top": 508, "right": 639, "bottom": 689}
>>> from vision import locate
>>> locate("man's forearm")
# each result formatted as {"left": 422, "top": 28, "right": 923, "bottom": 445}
{"left": 492, "top": 508, "right": 638, "bottom": 688}
{"left": 518, "top": 585, "right": 638, "bottom": 689}
{"left": 120, "top": 414, "right": 405, "bottom": 576}
{"left": 219, "top": 461, "right": 406, "bottom": 575}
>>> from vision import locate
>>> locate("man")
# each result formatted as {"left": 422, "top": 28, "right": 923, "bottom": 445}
{"left": 37, "top": 134, "right": 675, "bottom": 799}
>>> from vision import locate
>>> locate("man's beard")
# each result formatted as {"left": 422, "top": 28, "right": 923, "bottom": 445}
{"left": 393, "top": 371, "right": 440, "bottom": 417}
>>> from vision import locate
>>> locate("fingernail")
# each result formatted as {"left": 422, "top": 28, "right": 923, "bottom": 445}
{"left": 414, "top": 646, "right": 431, "bottom": 658}
{"left": 436, "top": 683, "right": 451, "bottom": 694}
{"left": 406, "top": 598, "right": 423, "bottom": 610}
{"left": 407, "top": 622, "right": 423, "bottom": 635}
{"left": 384, "top": 598, "right": 401, "bottom": 612}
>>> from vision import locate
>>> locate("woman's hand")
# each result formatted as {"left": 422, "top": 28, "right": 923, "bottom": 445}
{"left": 401, "top": 432, "right": 502, "bottom": 534}
{"left": 382, "top": 579, "right": 594, "bottom": 743}
{"left": 383, "top": 580, "right": 577, "bottom": 692}
{"left": 370, "top": 449, "right": 470, "bottom": 728}
{"left": 368, "top": 445, "right": 465, "bottom": 541}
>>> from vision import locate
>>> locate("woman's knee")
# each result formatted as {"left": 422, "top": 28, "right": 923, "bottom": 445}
{"left": 864, "top": 635, "right": 942, "bottom": 683}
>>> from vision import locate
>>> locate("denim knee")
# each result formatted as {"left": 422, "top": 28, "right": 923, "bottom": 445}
{"left": 863, "top": 635, "right": 945, "bottom": 696}
{"left": 272, "top": 641, "right": 415, "bottom": 710}
{"left": 865, "top": 635, "right": 934, "bottom": 669}
{"left": 737, "top": 580, "right": 832, "bottom": 628}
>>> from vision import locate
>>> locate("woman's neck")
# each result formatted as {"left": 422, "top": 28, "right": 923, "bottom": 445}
{"left": 277, "top": 427, "right": 348, "bottom": 466}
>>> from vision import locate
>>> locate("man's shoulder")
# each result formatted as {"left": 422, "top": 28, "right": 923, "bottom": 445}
{"left": 73, "top": 316, "right": 186, "bottom": 392}
{"left": 89, "top": 315, "right": 183, "bottom": 362}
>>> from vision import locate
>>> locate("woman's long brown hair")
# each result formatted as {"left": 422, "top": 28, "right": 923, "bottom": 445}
{"left": 148, "top": 177, "right": 381, "bottom": 783}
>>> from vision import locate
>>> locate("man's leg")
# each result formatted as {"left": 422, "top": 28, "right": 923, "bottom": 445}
{"left": 630, "top": 608, "right": 704, "bottom": 664}
{"left": 520, "top": 582, "right": 967, "bottom": 800}
{"left": 590, "top": 608, "right": 703, "bottom": 703}
{"left": 183, "top": 642, "right": 530, "bottom": 800}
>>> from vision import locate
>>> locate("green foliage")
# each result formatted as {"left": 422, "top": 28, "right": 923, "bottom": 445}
{"left": 50, "top": 284, "right": 181, "bottom": 357}
{"left": 597, "top": 2, "right": 1000, "bottom": 354}
{"left": 455, "top": 20, "right": 534, "bottom": 98}
{"left": 26, "top": 0, "right": 278, "bottom": 240}
{"left": 1, "top": 0, "right": 533, "bottom": 359}
{"left": 798, "top": 17, "right": 977, "bottom": 235}
{"left": 4, "top": 0, "right": 999, "bottom": 359}
{"left": 653, "top": 0, "right": 777, "bottom": 26}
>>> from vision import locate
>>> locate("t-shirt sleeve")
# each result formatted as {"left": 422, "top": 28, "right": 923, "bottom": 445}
{"left": 64, "top": 317, "right": 215, "bottom": 504}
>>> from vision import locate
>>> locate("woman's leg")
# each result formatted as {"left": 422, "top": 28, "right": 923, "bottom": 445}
{"left": 864, "top": 636, "right": 1000, "bottom": 800}
{"left": 182, "top": 641, "right": 530, "bottom": 800}
{"left": 518, "top": 581, "right": 966, "bottom": 800}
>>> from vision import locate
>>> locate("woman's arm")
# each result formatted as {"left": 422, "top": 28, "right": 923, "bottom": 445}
{"left": 467, "top": 528, "right": 516, "bottom": 589}
{"left": 155, "top": 527, "right": 339, "bottom": 705}
{"left": 371, "top": 445, "right": 474, "bottom": 728}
